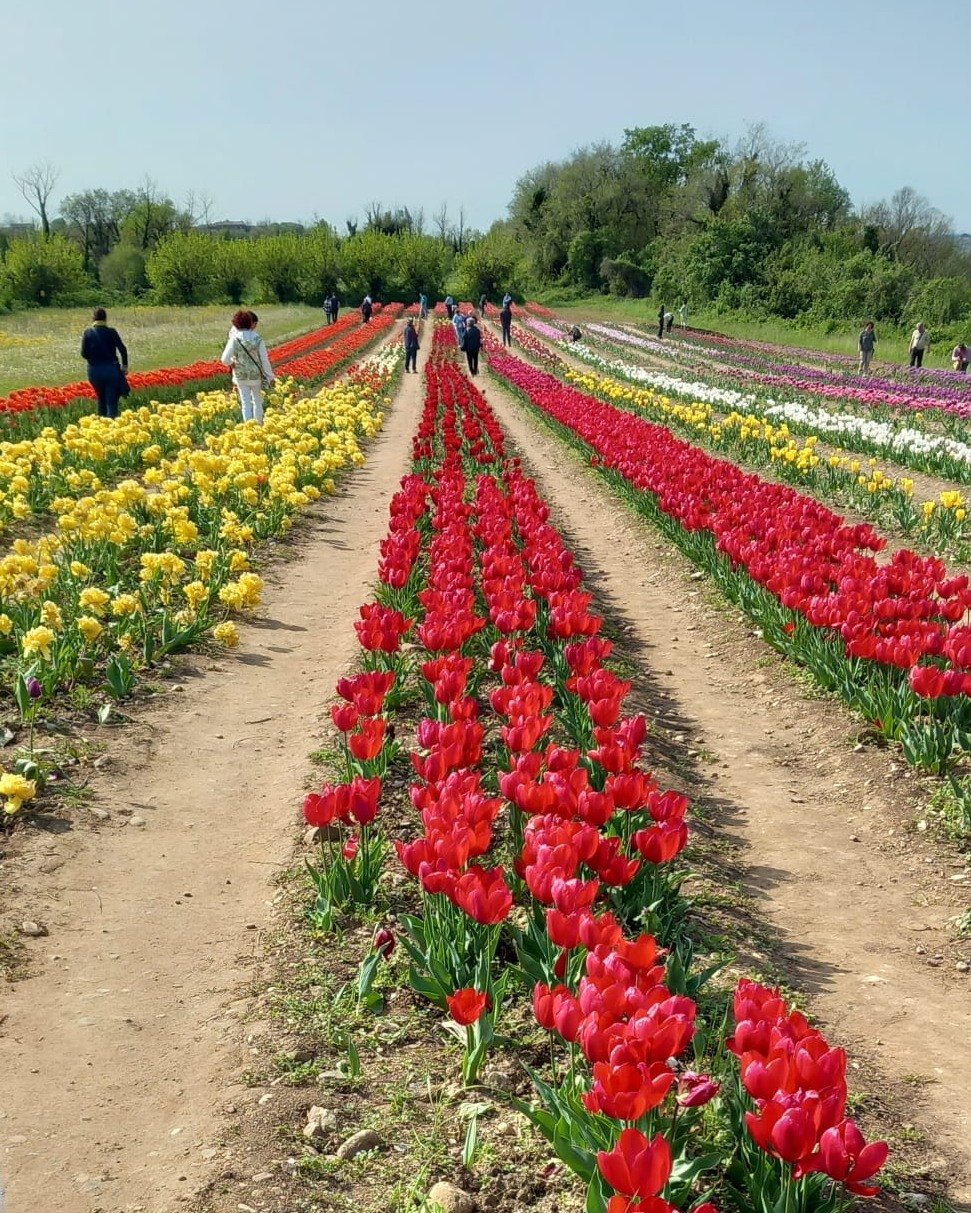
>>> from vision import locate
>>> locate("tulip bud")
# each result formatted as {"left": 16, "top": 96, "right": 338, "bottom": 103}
{"left": 27, "top": 677, "right": 43, "bottom": 700}
{"left": 374, "top": 926, "right": 396, "bottom": 957}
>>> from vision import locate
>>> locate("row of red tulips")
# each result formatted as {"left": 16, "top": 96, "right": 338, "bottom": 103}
{"left": 481, "top": 332, "right": 971, "bottom": 772}
{"left": 302, "top": 324, "right": 888, "bottom": 1212}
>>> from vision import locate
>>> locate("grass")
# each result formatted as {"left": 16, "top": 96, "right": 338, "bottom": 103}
{"left": 545, "top": 295, "right": 959, "bottom": 370}
{"left": 0, "top": 303, "right": 324, "bottom": 394}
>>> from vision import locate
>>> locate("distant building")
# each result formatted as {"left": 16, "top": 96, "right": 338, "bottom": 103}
{"left": 201, "top": 221, "right": 254, "bottom": 239}
{"left": 200, "top": 220, "right": 308, "bottom": 239}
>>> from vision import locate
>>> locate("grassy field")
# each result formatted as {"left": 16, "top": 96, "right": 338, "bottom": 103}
{"left": 0, "top": 304, "right": 325, "bottom": 395}
{"left": 547, "top": 296, "right": 961, "bottom": 370}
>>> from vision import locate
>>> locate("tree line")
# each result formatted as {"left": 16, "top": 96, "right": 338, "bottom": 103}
{"left": 490, "top": 124, "right": 971, "bottom": 336}
{"left": 3, "top": 130, "right": 970, "bottom": 337}
{"left": 0, "top": 169, "right": 499, "bottom": 310}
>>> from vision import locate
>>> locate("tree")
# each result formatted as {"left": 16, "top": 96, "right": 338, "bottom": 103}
{"left": 61, "top": 188, "right": 134, "bottom": 269}
{"left": 1, "top": 233, "right": 87, "bottom": 305}
{"left": 146, "top": 232, "right": 217, "bottom": 304}
{"left": 252, "top": 233, "right": 308, "bottom": 302}
{"left": 121, "top": 178, "right": 178, "bottom": 250}
{"left": 433, "top": 203, "right": 451, "bottom": 245}
{"left": 862, "top": 187, "right": 955, "bottom": 274}
{"left": 453, "top": 229, "right": 527, "bottom": 302}
{"left": 99, "top": 244, "right": 148, "bottom": 296}
{"left": 299, "top": 225, "right": 342, "bottom": 304}
{"left": 340, "top": 230, "right": 398, "bottom": 300}
{"left": 212, "top": 239, "right": 254, "bottom": 305}
{"left": 622, "top": 124, "right": 720, "bottom": 190}
{"left": 391, "top": 232, "right": 451, "bottom": 300}
{"left": 12, "top": 162, "right": 59, "bottom": 237}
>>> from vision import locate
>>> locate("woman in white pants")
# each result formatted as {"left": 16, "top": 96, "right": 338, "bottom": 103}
{"left": 220, "top": 310, "right": 275, "bottom": 423}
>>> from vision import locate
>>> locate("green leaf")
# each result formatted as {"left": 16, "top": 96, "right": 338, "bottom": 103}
{"left": 584, "top": 1169, "right": 609, "bottom": 1213}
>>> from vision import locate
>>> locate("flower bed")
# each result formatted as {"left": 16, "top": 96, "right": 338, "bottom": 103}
{"left": 484, "top": 341, "right": 971, "bottom": 773}
{"left": 300, "top": 323, "right": 889, "bottom": 1212}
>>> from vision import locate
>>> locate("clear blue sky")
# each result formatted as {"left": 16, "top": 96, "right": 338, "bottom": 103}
{"left": 3, "top": 0, "right": 970, "bottom": 233}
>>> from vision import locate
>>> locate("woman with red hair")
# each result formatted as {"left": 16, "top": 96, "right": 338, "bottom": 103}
{"left": 220, "top": 309, "right": 274, "bottom": 423}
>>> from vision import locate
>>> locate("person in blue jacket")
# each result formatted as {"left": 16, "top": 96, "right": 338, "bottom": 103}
{"left": 453, "top": 309, "right": 467, "bottom": 350}
{"left": 80, "top": 307, "right": 129, "bottom": 419}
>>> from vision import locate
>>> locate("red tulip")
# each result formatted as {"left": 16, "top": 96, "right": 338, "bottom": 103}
{"left": 797, "top": 1119, "right": 889, "bottom": 1196}
{"left": 596, "top": 1129, "right": 672, "bottom": 1200}
{"left": 347, "top": 776, "right": 382, "bottom": 826}
{"left": 349, "top": 717, "right": 386, "bottom": 762}
{"left": 446, "top": 987, "right": 491, "bottom": 1025}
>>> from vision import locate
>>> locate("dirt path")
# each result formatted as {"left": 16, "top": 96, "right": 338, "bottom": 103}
{"left": 471, "top": 364, "right": 971, "bottom": 1204}
{"left": 0, "top": 337, "right": 426, "bottom": 1213}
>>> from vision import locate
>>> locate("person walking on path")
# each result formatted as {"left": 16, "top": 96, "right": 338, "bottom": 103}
{"left": 403, "top": 318, "right": 420, "bottom": 373}
{"left": 909, "top": 322, "right": 930, "bottom": 368}
{"left": 220, "top": 310, "right": 275, "bottom": 424}
{"left": 453, "top": 309, "right": 467, "bottom": 351}
{"left": 952, "top": 342, "right": 969, "bottom": 373}
{"left": 657, "top": 304, "right": 666, "bottom": 339}
{"left": 500, "top": 297, "right": 513, "bottom": 346}
{"left": 419, "top": 292, "right": 428, "bottom": 320}
{"left": 478, "top": 293, "right": 488, "bottom": 316}
{"left": 464, "top": 315, "right": 482, "bottom": 375}
{"left": 444, "top": 295, "right": 455, "bottom": 320}
{"left": 325, "top": 293, "right": 340, "bottom": 324}
{"left": 361, "top": 294, "right": 373, "bottom": 324}
{"left": 858, "top": 321, "right": 877, "bottom": 374}
{"left": 81, "top": 307, "right": 129, "bottom": 419}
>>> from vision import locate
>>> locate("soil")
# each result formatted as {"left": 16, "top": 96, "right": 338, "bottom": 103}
{"left": 1, "top": 329, "right": 969, "bottom": 1213}
{"left": 0, "top": 350, "right": 422, "bottom": 1213}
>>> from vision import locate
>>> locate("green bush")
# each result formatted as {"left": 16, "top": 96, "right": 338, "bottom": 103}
{"left": 146, "top": 232, "right": 217, "bottom": 304}
{"left": 99, "top": 245, "right": 148, "bottom": 296}
{"left": 1, "top": 234, "right": 88, "bottom": 306}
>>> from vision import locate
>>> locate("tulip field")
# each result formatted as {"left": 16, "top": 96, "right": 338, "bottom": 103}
{"left": 296, "top": 324, "right": 902, "bottom": 1213}
{"left": 2, "top": 303, "right": 968, "bottom": 1213}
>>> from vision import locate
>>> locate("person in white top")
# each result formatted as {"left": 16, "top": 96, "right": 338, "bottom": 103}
{"left": 908, "top": 322, "right": 931, "bottom": 368}
{"left": 220, "top": 309, "right": 275, "bottom": 423}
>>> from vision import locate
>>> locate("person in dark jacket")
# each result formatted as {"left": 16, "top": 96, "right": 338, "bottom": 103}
{"left": 81, "top": 307, "right": 129, "bottom": 419}
{"left": 499, "top": 299, "right": 513, "bottom": 346}
{"left": 361, "top": 294, "right": 373, "bottom": 323}
{"left": 478, "top": 293, "right": 488, "bottom": 316}
{"left": 657, "top": 304, "right": 665, "bottom": 339}
{"left": 464, "top": 316, "right": 482, "bottom": 375}
{"left": 403, "top": 319, "right": 420, "bottom": 372}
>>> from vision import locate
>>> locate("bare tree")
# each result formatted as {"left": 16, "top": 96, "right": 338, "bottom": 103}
{"left": 183, "top": 189, "right": 215, "bottom": 228}
{"left": 862, "top": 187, "right": 954, "bottom": 272}
{"left": 455, "top": 205, "right": 467, "bottom": 254}
{"left": 434, "top": 202, "right": 451, "bottom": 245}
{"left": 12, "top": 161, "right": 59, "bottom": 236}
